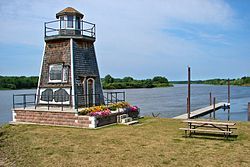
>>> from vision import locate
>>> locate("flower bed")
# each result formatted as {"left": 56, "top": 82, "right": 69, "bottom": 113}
{"left": 78, "top": 102, "right": 140, "bottom": 127}
{"left": 125, "top": 106, "right": 140, "bottom": 119}
{"left": 96, "top": 113, "right": 119, "bottom": 127}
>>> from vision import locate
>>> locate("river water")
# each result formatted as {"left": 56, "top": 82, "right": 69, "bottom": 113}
{"left": 0, "top": 84, "right": 249, "bottom": 125}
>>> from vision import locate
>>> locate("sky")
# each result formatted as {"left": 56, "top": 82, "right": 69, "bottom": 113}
{"left": 0, "top": 0, "right": 250, "bottom": 81}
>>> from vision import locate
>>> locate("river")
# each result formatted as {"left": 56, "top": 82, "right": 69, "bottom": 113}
{"left": 0, "top": 84, "right": 250, "bottom": 125}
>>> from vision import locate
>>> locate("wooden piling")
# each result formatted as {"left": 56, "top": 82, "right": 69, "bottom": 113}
{"left": 187, "top": 66, "right": 191, "bottom": 119}
{"left": 213, "top": 97, "right": 216, "bottom": 119}
{"left": 228, "top": 79, "right": 230, "bottom": 104}
{"left": 209, "top": 92, "right": 212, "bottom": 118}
{"left": 228, "top": 79, "right": 230, "bottom": 121}
{"left": 248, "top": 102, "right": 250, "bottom": 121}
{"left": 209, "top": 92, "right": 212, "bottom": 105}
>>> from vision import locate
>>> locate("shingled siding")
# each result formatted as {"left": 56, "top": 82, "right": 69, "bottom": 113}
{"left": 39, "top": 39, "right": 72, "bottom": 88}
{"left": 13, "top": 109, "right": 91, "bottom": 128}
{"left": 73, "top": 39, "right": 104, "bottom": 105}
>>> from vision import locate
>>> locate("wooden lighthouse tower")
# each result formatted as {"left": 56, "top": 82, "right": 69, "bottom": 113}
{"left": 37, "top": 7, "right": 104, "bottom": 109}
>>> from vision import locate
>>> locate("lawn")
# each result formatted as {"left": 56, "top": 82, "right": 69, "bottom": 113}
{"left": 0, "top": 117, "right": 250, "bottom": 167}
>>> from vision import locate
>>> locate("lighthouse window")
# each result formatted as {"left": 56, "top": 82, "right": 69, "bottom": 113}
{"left": 75, "top": 17, "right": 80, "bottom": 29}
{"left": 49, "top": 64, "right": 69, "bottom": 83}
{"left": 60, "top": 16, "right": 65, "bottom": 29}
{"left": 62, "top": 66, "right": 69, "bottom": 82}
{"left": 49, "top": 64, "right": 63, "bottom": 82}
{"left": 67, "top": 16, "right": 73, "bottom": 28}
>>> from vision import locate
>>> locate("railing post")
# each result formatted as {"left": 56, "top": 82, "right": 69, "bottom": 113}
{"left": 85, "top": 94, "right": 87, "bottom": 107}
{"left": 36, "top": 88, "right": 40, "bottom": 107}
{"left": 76, "top": 95, "right": 78, "bottom": 112}
{"left": 99, "top": 94, "right": 101, "bottom": 105}
{"left": 44, "top": 22, "right": 46, "bottom": 37}
{"left": 82, "top": 21, "right": 84, "bottom": 35}
{"left": 107, "top": 92, "right": 108, "bottom": 104}
{"left": 123, "top": 92, "right": 125, "bottom": 101}
{"left": 61, "top": 95, "right": 63, "bottom": 111}
{"left": 34, "top": 94, "right": 37, "bottom": 109}
{"left": 115, "top": 92, "right": 118, "bottom": 103}
{"left": 48, "top": 97, "right": 50, "bottom": 110}
{"left": 59, "top": 20, "right": 61, "bottom": 31}
{"left": 69, "top": 89, "right": 72, "bottom": 108}
{"left": 23, "top": 94, "right": 26, "bottom": 109}
{"left": 13, "top": 94, "right": 15, "bottom": 109}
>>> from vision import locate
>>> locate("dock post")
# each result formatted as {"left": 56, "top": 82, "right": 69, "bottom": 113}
{"left": 209, "top": 92, "right": 212, "bottom": 118}
{"left": 248, "top": 102, "right": 250, "bottom": 121}
{"left": 228, "top": 79, "right": 230, "bottom": 104}
{"left": 187, "top": 66, "right": 191, "bottom": 119}
{"left": 186, "top": 97, "right": 188, "bottom": 114}
{"left": 213, "top": 97, "right": 216, "bottom": 119}
{"left": 210, "top": 92, "right": 212, "bottom": 105}
{"left": 228, "top": 79, "right": 230, "bottom": 121}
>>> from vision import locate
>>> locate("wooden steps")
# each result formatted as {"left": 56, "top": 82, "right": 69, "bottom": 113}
{"left": 123, "top": 120, "right": 139, "bottom": 125}
{"left": 117, "top": 114, "right": 138, "bottom": 125}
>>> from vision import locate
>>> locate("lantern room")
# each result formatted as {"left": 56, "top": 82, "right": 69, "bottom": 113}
{"left": 45, "top": 7, "right": 95, "bottom": 38}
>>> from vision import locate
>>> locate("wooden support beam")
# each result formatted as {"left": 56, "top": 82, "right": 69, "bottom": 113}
{"left": 248, "top": 102, "right": 250, "bottom": 121}
{"left": 209, "top": 92, "right": 212, "bottom": 118}
{"left": 213, "top": 97, "right": 216, "bottom": 119}
{"left": 187, "top": 66, "right": 191, "bottom": 119}
{"left": 228, "top": 79, "right": 230, "bottom": 104}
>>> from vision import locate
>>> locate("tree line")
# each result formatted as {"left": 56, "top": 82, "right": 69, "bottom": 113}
{"left": 171, "top": 76, "right": 250, "bottom": 86}
{"left": 0, "top": 75, "right": 172, "bottom": 90}
{"left": 102, "top": 75, "right": 172, "bottom": 89}
{"left": 0, "top": 76, "right": 38, "bottom": 90}
{"left": 1, "top": 75, "right": 249, "bottom": 90}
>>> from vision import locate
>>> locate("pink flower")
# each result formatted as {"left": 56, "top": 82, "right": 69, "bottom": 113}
{"left": 89, "top": 109, "right": 111, "bottom": 117}
{"left": 130, "top": 106, "right": 138, "bottom": 112}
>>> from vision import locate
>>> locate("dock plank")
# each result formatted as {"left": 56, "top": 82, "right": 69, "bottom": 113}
{"left": 174, "top": 102, "right": 230, "bottom": 119}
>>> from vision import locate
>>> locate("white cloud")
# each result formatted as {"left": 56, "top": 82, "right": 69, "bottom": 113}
{"left": 0, "top": 0, "right": 239, "bottom": 79}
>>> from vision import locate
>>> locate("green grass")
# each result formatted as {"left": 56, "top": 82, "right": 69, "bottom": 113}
{"left": 0, "top": 118, "right": 250, "bottom": 167}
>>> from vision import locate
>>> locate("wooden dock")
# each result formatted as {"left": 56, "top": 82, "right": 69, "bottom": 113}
{"left": 174, "top": 102, "right": 230, "bottom": 119}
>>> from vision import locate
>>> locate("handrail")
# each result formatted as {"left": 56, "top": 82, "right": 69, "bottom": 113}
{"left": 44, "top": 19, "right": 96, "bottom": 38}
{"left": 13, "top": 91, "right": 125, "bottom": 111}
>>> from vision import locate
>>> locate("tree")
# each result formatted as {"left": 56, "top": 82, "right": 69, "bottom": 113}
{"left": 103, "top": 74, "right": 114, "bottom": 84}
{"left": 144, "top": 79, "right": 153, "bottom": 88}
{"left": 123, "top": 76, "right": 134, "bottom": 82}
{"left": 152, "top": 76, "right": 169, "bottom": 84}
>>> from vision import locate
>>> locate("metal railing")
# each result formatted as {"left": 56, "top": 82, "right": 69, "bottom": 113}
{"left": 104, "top": 92, "right": 125, "bottom": 105}
{"left": 13, "top": 94, "right": 37, "bottom": 109}
{"left": 76, "top": 94, "right": 103, "bottom": 108}
{"left": 13, "top": 91, "right": 125, "bottom": 111}
{"left": 45, "top": 20, "right": 96, "bottom": 38}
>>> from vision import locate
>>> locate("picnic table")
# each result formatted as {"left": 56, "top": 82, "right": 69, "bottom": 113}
{"left": 180, "top": 120, "right": 236, "bottom": 138}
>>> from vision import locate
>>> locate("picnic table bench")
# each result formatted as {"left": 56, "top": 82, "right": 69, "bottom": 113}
{"left": 180, "top": 120, "right": 236, "bottom": 139}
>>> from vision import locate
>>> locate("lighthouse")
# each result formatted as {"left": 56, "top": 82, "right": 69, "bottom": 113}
{"left": 37, "top": 7, "right": 104, "bottom": 109}
{"left": 12, "top": 7, "right": 132, "bottom": 129}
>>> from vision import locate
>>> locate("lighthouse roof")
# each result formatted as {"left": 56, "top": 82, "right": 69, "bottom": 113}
{"left": 56, "top": 7, "right": 84, "bottom": 19}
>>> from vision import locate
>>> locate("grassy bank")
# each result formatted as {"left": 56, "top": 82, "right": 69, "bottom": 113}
{"left": 171, "top": 76, "right": 250, "bottom": 87}
{"left": 0, "top": 118, "right": 250, "bottom": 166}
